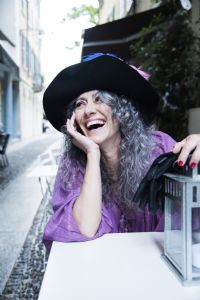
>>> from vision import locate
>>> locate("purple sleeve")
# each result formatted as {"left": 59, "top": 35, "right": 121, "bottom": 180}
{"left": 151, "top": 130, "right": 176, "bottom": 157}
{"left": 43, "top": 162, "right": 119, "bottom": 251}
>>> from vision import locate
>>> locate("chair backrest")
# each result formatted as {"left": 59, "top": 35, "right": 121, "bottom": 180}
{"left": 0, "top": 134, "right": 10, "bottom": 154}
{"left": 38, "top": 147, "right": 60, "bottom": 166}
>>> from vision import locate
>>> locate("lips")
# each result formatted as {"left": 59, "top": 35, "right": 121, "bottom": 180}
{"left": 85, "top": 119, "right": 105, "bottom": 131}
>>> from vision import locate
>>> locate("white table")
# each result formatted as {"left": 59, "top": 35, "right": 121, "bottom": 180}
{"left": 38, "top": 232, "right": 200, "bottom": 300}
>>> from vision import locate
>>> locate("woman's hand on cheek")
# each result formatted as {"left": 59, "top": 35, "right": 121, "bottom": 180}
{"left": 66, "top": 113, "right": 100, "bottom": 155}
{"left": 172, "top": 134, "right": 200, "bottom": 168}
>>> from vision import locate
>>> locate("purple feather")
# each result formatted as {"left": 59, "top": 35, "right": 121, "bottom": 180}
{"left": 83, "top": 52, "right": 118, "bottom": 62}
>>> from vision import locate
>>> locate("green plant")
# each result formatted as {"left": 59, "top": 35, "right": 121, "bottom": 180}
{"left": 130, "top": 1, "right": 200, "bottom": 140}
{"left": 62, "top": 4, "right": 99, "bottom": 25}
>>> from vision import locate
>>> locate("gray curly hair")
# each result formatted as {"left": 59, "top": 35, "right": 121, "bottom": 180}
{"left": 60, "top": 90, "right": 156, "bottom": 212}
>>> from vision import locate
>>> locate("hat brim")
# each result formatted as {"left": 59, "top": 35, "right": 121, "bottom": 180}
{"left": 43, "top": 55, "right": 159, "bottom": 131}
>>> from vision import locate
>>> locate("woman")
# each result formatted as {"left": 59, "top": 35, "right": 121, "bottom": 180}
{"left": 43, "top": 53, "right": 200, "bottom": 251}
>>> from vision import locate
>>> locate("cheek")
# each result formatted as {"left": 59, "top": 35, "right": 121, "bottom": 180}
{"left": 113, "top": 120, "right": 120, "bottom": 132}
{"left": 74, "top": 112, "right": 82, "bottom": 126}
{"left": 111, "top": 116, "right": 119, "bottom": 129}
{"left": 103, "top": 106, "right": 119, "bottom": 130}
{"left": 106, "top": 119, "right": 119, "bottom": 135}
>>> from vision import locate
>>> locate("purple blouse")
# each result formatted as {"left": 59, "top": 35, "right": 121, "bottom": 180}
{"left": 43, "top": 131, "right": 176, "bottom": 251}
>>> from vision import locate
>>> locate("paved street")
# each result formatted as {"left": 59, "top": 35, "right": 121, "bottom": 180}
{"left": 0, "top": 131, "right": 62, "bottom": 190}
{"left": 0, "top": 131, "right": 63, "bottom": 295}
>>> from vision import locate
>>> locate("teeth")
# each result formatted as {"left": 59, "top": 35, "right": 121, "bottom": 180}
{"left": 86, "top": 120, "right": 105, "bottom": 129}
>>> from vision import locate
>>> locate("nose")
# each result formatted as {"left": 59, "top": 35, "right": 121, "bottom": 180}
{"left": 84, "top": 101, "right": 97, "bottom": 116}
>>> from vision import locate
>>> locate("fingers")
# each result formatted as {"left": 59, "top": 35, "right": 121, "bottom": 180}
{"left": 70, "top": 112, "right": 77, "bottom": 130}
{"left": 172, "top": 139, "right": 186, "bottom": 154}
{"left": 66, "top": 113, "right": 77, "bottom": 136}
{"left": 66, "top": 119, "right": 74, "bottom": 136}
{"left": 189, "top": 140, "right": 200, "bottom": 166}
{"left": 66, "top": 117, "right": 85, "bottom": 151}
{"left": 172, "top": 134, "right": 200, "bottom": 167}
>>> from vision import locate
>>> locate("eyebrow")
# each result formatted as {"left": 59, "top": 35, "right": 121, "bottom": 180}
{"left": 76, "top": 96, "right": 87, "bottom": 101}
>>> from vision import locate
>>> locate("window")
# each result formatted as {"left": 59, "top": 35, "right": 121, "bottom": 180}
{"left": 125, "top": 0, "right": 133, "bottom": 13}
{"left": 21, "top": 33, "right": 26, "bottom": 67}
{"left": 25, "top": 39, "right": 29, "bottom": 70}
{"left": 21, "top": 33, "right": 31, "bottom": 72}
{"left": 118, "top": 0, "right": 125, "bottom": 18}
{"left": 21, "top": 0, "right": 28, "bottom": 18}
{"left": 30, "top": 50, "right": 35, "bottom": 76}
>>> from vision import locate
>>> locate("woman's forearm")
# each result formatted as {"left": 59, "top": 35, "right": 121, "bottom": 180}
{"left": 72, "top": 149, "right": 102, "bottom": 237}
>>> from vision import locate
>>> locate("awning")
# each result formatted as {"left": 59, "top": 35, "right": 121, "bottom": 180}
{"left": 0, "top": 45, "right": 19, "bottom": 80}
{"left": 82, "top": 5, "right": 168, "bottom": 60}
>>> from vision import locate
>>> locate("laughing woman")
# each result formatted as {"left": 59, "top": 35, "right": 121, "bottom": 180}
{"left": 43, "top": 53, "right": 200, "bottom": 251}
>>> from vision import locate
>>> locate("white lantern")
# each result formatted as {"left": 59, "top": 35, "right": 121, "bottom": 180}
{"left": 162, "top": 164, "right": 200, "bottom": 285}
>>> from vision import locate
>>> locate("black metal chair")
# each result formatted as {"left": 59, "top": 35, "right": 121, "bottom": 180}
{"left": 0, "top": 133, "right": 10, "bottom": 167}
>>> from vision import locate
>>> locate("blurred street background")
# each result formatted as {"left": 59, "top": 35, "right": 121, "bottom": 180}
{"left": 0, "top": 130, "right": 62, "bottom": 295}
{"left": 0, "top": 0, "right": 199, "bottom": 299}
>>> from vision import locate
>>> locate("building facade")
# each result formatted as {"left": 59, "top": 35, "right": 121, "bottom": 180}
{"left": 0, "top": 0, "right": 20, "bottom": 138}
{"left": 19, "top": 0, "right": 43, "bottom": 139}
{"left": 98, "top": 0, "right": 160, "bottom": 24}
{"left": 0, "top": 0, "right": 43, "bottom": 140}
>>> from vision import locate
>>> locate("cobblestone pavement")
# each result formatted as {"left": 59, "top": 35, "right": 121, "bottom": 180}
{"left": 0, "top": 131, "right": 62, "bottom": 190}
{"left": 0, "top": 192, "right": 52, "bottom": 300}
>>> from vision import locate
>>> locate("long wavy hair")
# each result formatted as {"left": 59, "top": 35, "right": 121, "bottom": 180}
{"left": 60, "top": 91, "right": 156, "bottom": 213}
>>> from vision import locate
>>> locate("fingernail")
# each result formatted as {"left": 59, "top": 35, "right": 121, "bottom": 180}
{"left": 178, "top": 161, "right": 184, "bottom": 167}
{"left": 190, "top": 162, "right": 196, "bottom": 169}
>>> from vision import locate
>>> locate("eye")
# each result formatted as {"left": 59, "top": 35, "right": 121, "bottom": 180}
{"left": 75, "top": 100, "right": 85, "bottom": 109}
{"left": 94, "top": 96, "right": 102, "bottom": 103}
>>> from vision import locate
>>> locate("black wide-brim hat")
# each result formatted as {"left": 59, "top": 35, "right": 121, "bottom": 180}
{"left": 43, "top": 54, "right": 159, "bottom": 131}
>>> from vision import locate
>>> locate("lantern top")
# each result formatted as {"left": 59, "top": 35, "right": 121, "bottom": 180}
{"left": 164, "top": 172, "right": 200, "bottom": 183}
{"left": 165, "top": 160, "right": 200, "bottom": 180}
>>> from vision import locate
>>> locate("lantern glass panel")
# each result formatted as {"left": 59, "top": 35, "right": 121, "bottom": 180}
{"left": 165, "top": 186, "right": 183, "bottom": 273}
{"left": 192, "top": 207, "right": 200, "bottom": 274}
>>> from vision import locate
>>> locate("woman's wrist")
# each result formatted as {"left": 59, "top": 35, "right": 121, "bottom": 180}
{"left": 87, "top": 147, "right": 100, "bottom": 160}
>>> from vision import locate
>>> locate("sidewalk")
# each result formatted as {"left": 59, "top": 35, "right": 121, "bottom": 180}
{"left": 0, "top": 131, "right": 63, "bottom": 190}
{"left": 0, "top": 131, "right": 63, "bottom": 294}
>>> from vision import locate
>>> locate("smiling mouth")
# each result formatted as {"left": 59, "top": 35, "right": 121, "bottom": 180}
{"left": 85, "top": 120, "right": 105, "bottom": 131}
{"left": 87, "top": 123, "right": 104, "bottom": 131}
